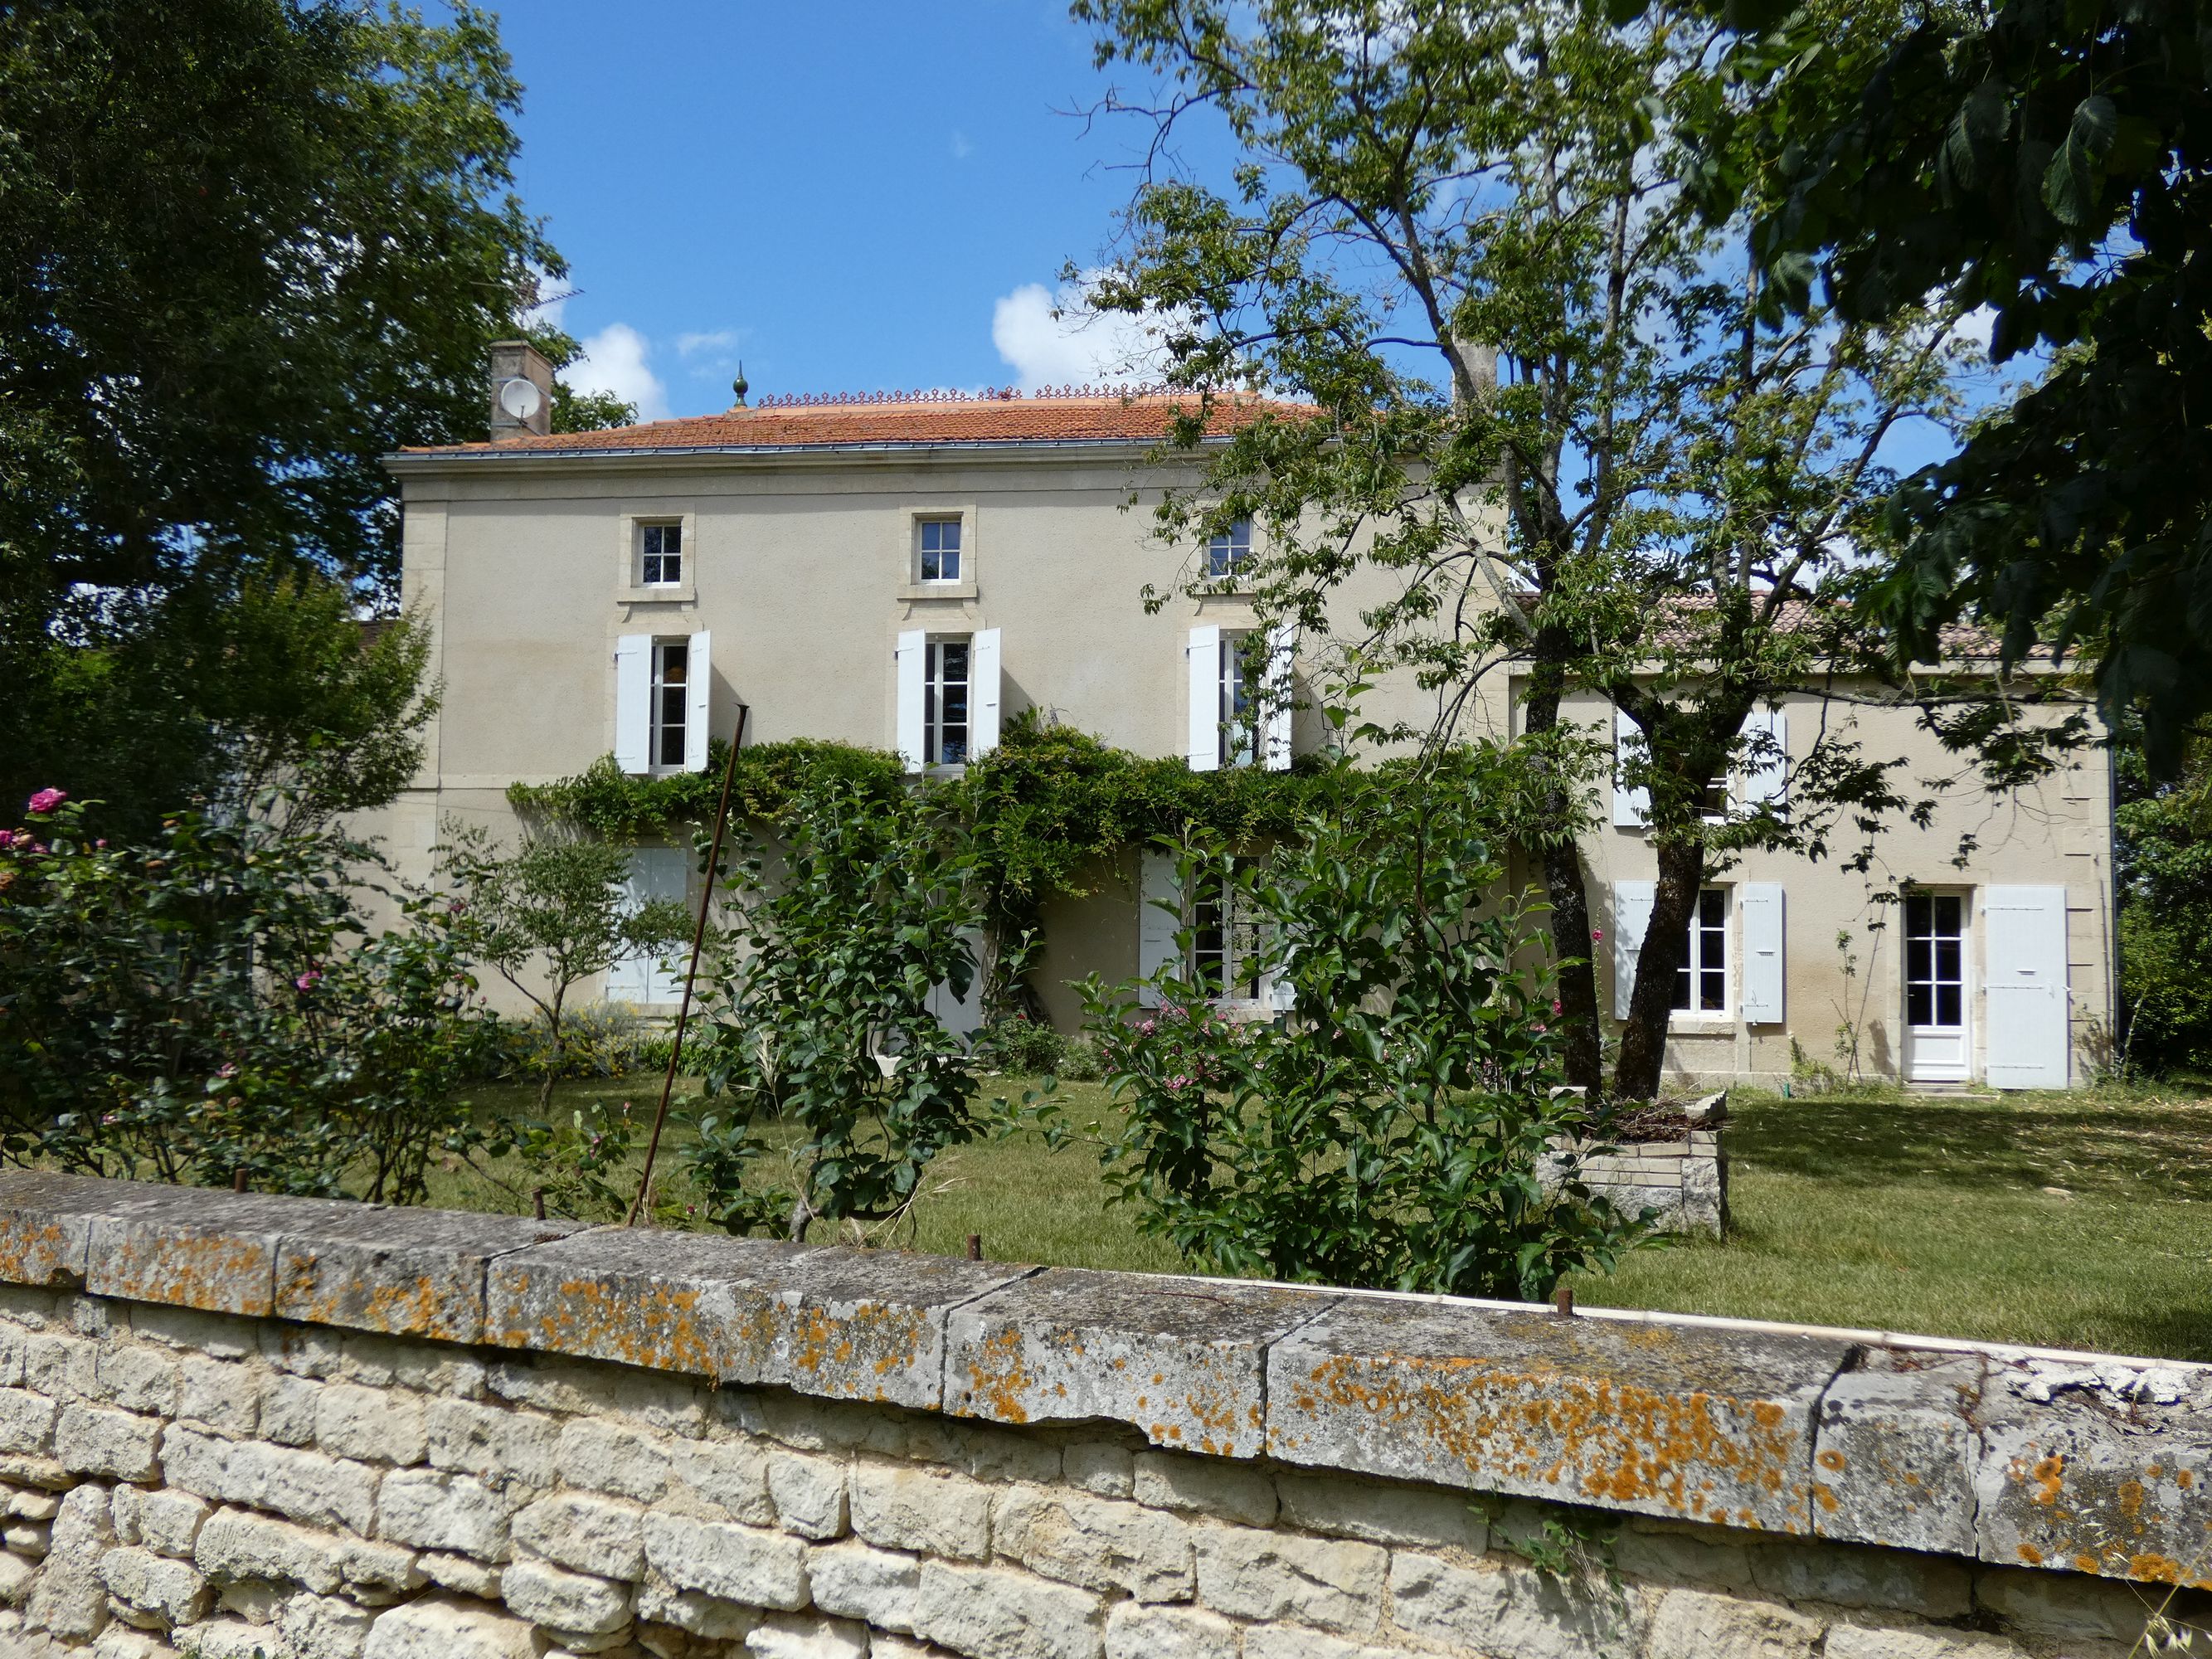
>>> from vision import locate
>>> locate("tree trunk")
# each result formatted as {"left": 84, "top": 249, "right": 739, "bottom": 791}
{"left": 1613, "top": 837, "right": 1706, "bottom": 1100}
{"left": 1517, "top": 668, "right": 1603, "bottom": 1094}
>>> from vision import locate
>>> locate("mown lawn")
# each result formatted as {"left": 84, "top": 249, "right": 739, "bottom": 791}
{"left": 429, "top": 1078, "right": 2212, "bottom": 1362}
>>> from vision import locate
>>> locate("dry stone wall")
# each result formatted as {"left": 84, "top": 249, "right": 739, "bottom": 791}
{"left": 0, "top": 1173, "right": 2202, "bottom": 1659}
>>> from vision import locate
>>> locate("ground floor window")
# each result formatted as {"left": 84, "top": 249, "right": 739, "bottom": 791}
{"left": 1905, "top": 892, "right": 1965, "bottom": 1028}
{"left": 1671, "top": 888, "right": 1728, "bottom": 1013}
{"left": 1190, "top": 860, "right": 1262, "bottom": 1000}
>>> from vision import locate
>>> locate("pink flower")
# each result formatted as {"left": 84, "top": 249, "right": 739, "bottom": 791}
{"left": 1531, "top": 1022, "right": 1548, "bottom": 1034}
{"left": 94, "top": 839, "right": 107, "bottom": 849}
{"left": 1550, "top": 1000, "right": 1563, "bottom": 1014}
{"left": 25, "top": 788, "right": 64, "bottom": 815}
{"left": 216, "top": 1063, "right": 237, "bottom": 1080}
{"left": 1166, "top": 1075, "right": 1191, "bottom": 1090}
{"left": 294, "top": 969, "right": 323, "bottom": 992}
{"left": 1137, "top": 1019, "right": 1156, "bottom": 1036}
{"left": 1591, "top": 928, "right": 1604, "bottom": 941}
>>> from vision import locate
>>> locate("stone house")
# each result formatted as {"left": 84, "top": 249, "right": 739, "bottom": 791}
{"left": 362, "top": 344, "right": 2115, "bottom": 1091}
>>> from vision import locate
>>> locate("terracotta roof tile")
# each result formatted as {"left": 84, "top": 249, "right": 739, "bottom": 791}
{"left": 401, "top": 392, "right": 1316, "bottom": 457}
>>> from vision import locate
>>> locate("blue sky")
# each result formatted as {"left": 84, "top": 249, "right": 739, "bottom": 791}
{"left": 492, "top": 0, "right": 1164, "bottom": 420}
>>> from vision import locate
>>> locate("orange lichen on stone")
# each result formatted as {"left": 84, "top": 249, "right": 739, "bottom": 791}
{"left": 960, "top": 1326, "right": 1036, "bottom": 1424}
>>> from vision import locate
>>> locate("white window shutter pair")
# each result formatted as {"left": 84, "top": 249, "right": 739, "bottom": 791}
{"left": 1612, "top": 710, "right": 1650, "bottom": 828}
{"left": 1261, "top": 622, "right": 1295, "bottom": 772}
{"left": 1985, "top": 885, "right": 2069, "bottom": 1088}
{"left": 1187, "top": 625, "right": 1221, "bottom": 771}
{"left": 1136, "top": 848, "right": 1180, "bottom": 1008}
{"left": 1612, "top": 879, "right": 1787, "bottom": 1023}
{"left": 615, "top": 632, "right": 711, "bottom": 775}
{"left": 896, "top": 627, "right": 1001, "bottom": 773}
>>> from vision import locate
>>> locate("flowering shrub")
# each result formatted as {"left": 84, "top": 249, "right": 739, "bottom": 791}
{"left": 0, "top": 792, "right": 491, "bottom": 1199}
{"left": 1072, "top": 752, "right": 1650, "bottom": 1301}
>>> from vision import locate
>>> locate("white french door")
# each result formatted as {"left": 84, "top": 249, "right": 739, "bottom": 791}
{"left": 1903, "top": 891, "right": 1970, "bottom": 1083}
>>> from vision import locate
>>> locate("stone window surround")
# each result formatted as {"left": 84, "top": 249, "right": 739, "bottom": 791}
{"left": 616, "top": 508, "right": 698, "bottom": 605}
{"left": 899, "top": 502, "right": 979, "bottom": 601}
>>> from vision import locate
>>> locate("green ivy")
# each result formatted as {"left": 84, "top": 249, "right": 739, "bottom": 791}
{"left": 507, "top": 739, "right": 906, "bottom": 840}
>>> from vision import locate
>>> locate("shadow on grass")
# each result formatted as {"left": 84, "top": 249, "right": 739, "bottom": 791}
{"left": 1728, "top": 1093, "right": 2212, "bottom": 1202}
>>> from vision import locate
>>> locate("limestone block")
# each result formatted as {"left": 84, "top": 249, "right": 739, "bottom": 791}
{"left": 263, "top": 1324, "right": 345, "bottom": 1380}
{"left": 1644, "top": 1586, "right": 1824, "bottom": 1659}
{"left": 666, "top": 1436, "right": 772, "bottom": 1523}
{"left": 0, "top": 1550, "right": 31, "bottom": 1608}
{"left": 992, "top": 1484, "right": 1193, "bottom": 1602}
{"left": 1974, "top": 1565, "right": 2156, "bottom": 1643}
{"left": 484, "top": 1353, "right": 702, "bottom": 1434}
{"left": 484, "top": 1228, "right": 1028, "bottom": 1410}
{"left": 352, "top": 1340, "right": 484, "bottom": 1404}
{"left": 56, "top": 1403, "right": 165, "bottom": 1481}
{"left": 86, "top": 1188, "right": 343, "bottom": 1318}
{"left": 742, "top": 1612, "right": 870, "bottom": 1659}
{"left": 0, "top": 1388, "right": 56, "bottom": 1455}
{"left": 276, "top": 1590, "right": 375, "bottom": 1659}
{"left": 314, "top": 1384, "right": 428, "bottom": 1466}
{"left": 26, "top": 1482, "right": 114, "bottom": 1641}
{"left": 174, "top": 1618, "right": 297, "bottom": 1658}
{"left": 425, "top": 1399, "right": 559, "bottom": 1488}
{"left": 176, "top": 1358, "right": 258, "bottom": 1437}
{"left": 641, "top": 1512, "right": 809, "bottom": 1612}
{"left": 500, "top": 1559, "right": 633, "bottom": 1637}
{"left": 634, "top": 1577, "right": 758, "bottom": 1642}
{"left": 1824, "top": 1623, "right": 2030, "bottom": 1658}
{"left": 8, "top": 1487, "right": 60, "bottom": 1519}
{"left": 24, "top": 1332, "right": 95, "bottom": 1399}
{"left": 848, "top": 1460, "right": 993, "bottom": 1559}
{"left": 1238, "top": 1628, "right": 1404, "bottom": 1659}
{"left": 361, "top": 1595, "right": 537, "bottom": 1659}
{"left": 1386, "top": 1550, "right": 1638, "bottom": 1659}
{"left": 911, "top": 1559, "right": 1104, "bottom": 1659}
{"left": 1748, "top": 1537, "right": 1971, "bottom": 1617}
{"left": 0, "top": 1452, "right": 69, "bottom": 1490}
{"left": 946, "top": 1422, "right": 1063, "bottom": 1486}
{"left": 512, "top": 1492, "right": 644, "bottom": 1580}
{"left": 134, "top": 1305, "right": 260, "bottom": 1364}
{"left": 1972, "top": 1370, "right": 2212, "bottom": 1585}
{"left": 7, "top": 1518, "right": 49, "bottom": 1555}
{"left": 1274, "top": 1472, "right": 1489, "bottom": 1552}
{"left": 111, "top": 1479, "right": 146, "bottom": 1543}
{"left": 1192, "top": 1527, "right": 1384, "bottom": 1635}
{"left": 196, "top": 1506, "right": 344, "bottom": 1595}
{"left": 864, "top": 1641, "right": 946, "bottom": 1659}
{"left": 1267, "top": 1297, "right": 1851, "bottom": 1533}
{"left": 1062, "top": 1443, "right": 1133, "bottom": 1498}
{"left": 377, "top": 1470, "right": 508, "bottom": 1559}
{"left": 190, "top": 1435, "right": 379, "bottom": 1535}
{"left": 418, "top": 1553, "right": 502, "bottom": 1598}
{"left": 558, "top": 1418, "right": 670, "bottom": 1502}
{"left": 92, "top": 1626, "right": 175, "bottom": 1659}
{"left": 1611, "top": 1520, "right": 1755, "bottom": 1590}
{"left": 260, "top": 1375, "right": 322, "bottom": 1446}
{"left": 95, "top": 1345, "right": 181, "bottom": 1416}
{"left": 1102, "top": 1603, "right": 1236, "bottom": 1659}
{"left": 805, "top": 1540, "right": 921, "bottom": 1632}
{"left": 102, "top": 1545, "right": 211, "bottom": 1628}
{"left": 140, "top": 1491, "right": 211, "bottom": 1559}
{"left": 946, "top": 1268, "right": 1334, "bottom": 1457}
{"left": 1811, "top": 1354, "right": 1981, "bottom": 1556}
{"left": 1131, "top": 1452, "right": 1277, "bottom": 1528}
{"left": 766, "top": 1449, "right": 848, "bottom": 1540}
{"left": 273, "top": 1204, "right": 580, "bottom": 1346}
{"left": 0, "top": 1170, "right": 130, "bottom": 1287}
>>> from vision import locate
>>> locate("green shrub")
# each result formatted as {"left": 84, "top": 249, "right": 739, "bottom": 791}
{"left": 974, "top": 1014, "right": 1068, "bottom": 1076}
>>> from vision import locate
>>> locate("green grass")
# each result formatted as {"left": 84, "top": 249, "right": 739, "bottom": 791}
{"left": 432, "top": 1077, "right": 2212, "bottom": 1362}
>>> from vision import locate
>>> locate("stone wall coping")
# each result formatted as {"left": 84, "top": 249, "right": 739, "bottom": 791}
{"left": 5, "top": 1170, "right": 2210, "bottom": 1592}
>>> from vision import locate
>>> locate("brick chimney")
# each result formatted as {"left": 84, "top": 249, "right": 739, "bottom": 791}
{"left": 487, "top": 339, "right": 554, "bottom": 440}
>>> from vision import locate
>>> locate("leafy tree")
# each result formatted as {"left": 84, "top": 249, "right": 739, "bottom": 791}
{"left": 1077, "top": 0, "right": 1996, "bottom": 1097}
{"left": 1704, "top": 0, "right": 2211, "bottom": 770}
{"left": 0, "top": 793, "right": 488, "bottom": 1201}
{"left": 0, "top": 0, "right": 557, "bottom": 810}
{"left": 437, "top": 825, "right": 691, "bottom": 1112}
{"left": 2116, "top": 732, "right": 2212, "bottom": 1077}
{"left": 688, "top": 778, "right": 985, "bottom": 1242}
{"left": 1069, "top": 751, "right": 1648, "bottom": 1297}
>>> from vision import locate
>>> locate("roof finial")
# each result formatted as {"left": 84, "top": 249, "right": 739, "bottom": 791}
{"left": 732, "top": 361, "right": 750, "bottom": 408}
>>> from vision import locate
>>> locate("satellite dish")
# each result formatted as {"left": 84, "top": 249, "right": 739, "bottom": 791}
{"left": 497, "top": 377, "right": 545, "bottom": 421}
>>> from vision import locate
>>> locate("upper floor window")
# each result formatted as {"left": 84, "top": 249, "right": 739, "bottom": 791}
{"left": 1206, "top": 518, "right": 1252, "bottom": 579}
{"left": 1671, "top": 888, "right": 1728, "bottom": 1014}
{"left": 1218, "top": 633, "right": 1257, "bottom": 768}
{"left": 639, "top": 523, "right": 683, "bottom": 587}
{"left": 926, "top": 638, "right": 971, "bottom": 766}
{"left": 919, "top": 518, "right": 962, "bottom": 583}
{"left": 652, "top": 640, "right": 689, "bottom": 766}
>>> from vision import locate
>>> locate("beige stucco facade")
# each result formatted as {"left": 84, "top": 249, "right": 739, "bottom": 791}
{"left": 369, "top": 400, "right": 2113, "bottom": 1091}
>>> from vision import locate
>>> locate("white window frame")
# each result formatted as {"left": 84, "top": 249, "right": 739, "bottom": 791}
{"left": 916, "top": 516, "right": 963, "bottom": 585}
{"left": 617, "top": 510, "right": 697, "bottom": 602}
{"left": 649, "top": 639, "right": 691, "bottom": 771}
{"left": 1206, "top": 518, "right": 1253, "bottom": 580}
{"left": 1189, "top": 859, "right": 1264, "bottom": 1003}
{"left": 1670, "top": 886, "right": 1732, "bottom": 1019}
{"left": 1903, "top": 890, "right": 1968, "bottom": 1034}
{"left": 1218, "top": 632, "right": 1257, "bottom": 769}
{"left": 638, "top": 521, "right": 683, "bottom": 589}
{"left": 924, "top": 636, "right": 973, "bottom": 767}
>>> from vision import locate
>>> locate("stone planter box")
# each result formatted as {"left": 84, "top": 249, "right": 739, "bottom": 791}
{"left": 1541, "top": 1089, "right": 1729, "bottom": 1237}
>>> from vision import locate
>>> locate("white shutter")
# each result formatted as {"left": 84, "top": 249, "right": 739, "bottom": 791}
{"left": 614, "top": 635, "right": 652, "bottom": 775}
{"left": 926, "top": 930, "right": 985, "bottom": 1039}
{"left": 970, "top": 628, "right": 1003, "bottom": 760}
{"left": 1740, "top": 883, "right": 1786, "bottom": 1023}
{"left": 1985, "top": 885, "right": 2069, "bottom": 1089}
{"left": 1612, "top": 708, "right": 1650, "bottom": 828}
{"left": 1261, "top": 622, "right": 1295, "bottom": 771}
{"left": 1743, "top": 705, "right": 1788, "bottom": 807}
{"left": 683, "top": 631, "right": 712, "bottom": 772}
{"left": 1187, "top": 625, "right": 1221, "bottom": 771}
{"left": 895, "top": 629, "right": 926, "bottom": 773}
{"left": 1136, "top": 848, "right": 1180, "bottom": 1008}
{"left": 1612, "top": 880, "right": 1655, "bottom": 1020}
{"left": 607, "top": 847, "right": 687, "bottom": 1005}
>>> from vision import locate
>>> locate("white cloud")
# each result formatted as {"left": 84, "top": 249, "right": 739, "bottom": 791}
{"left": 562, "top": 323, "right": 670, "bottom": 421}
{"left": 990, "top": 272, "right": 1171, "bottom": 392}
{"left": 950, "top": 129, "right": 975, "bottom": 160}
{"left": 676, "top": 328, "right": 741, "bottom": 358}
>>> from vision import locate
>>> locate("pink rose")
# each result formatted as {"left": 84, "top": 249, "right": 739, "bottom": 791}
{"left": 1551, "top": 1000, "right": 1563, "bottom": 1014}
{"left": 25, "top": 788, "right": 64, "bottom": 815}
{"left": 294, "top": 969, "right": 323, "bottom": 992}
{"left": 1591, "top": 928, "right": 1604, "bottom": 941}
